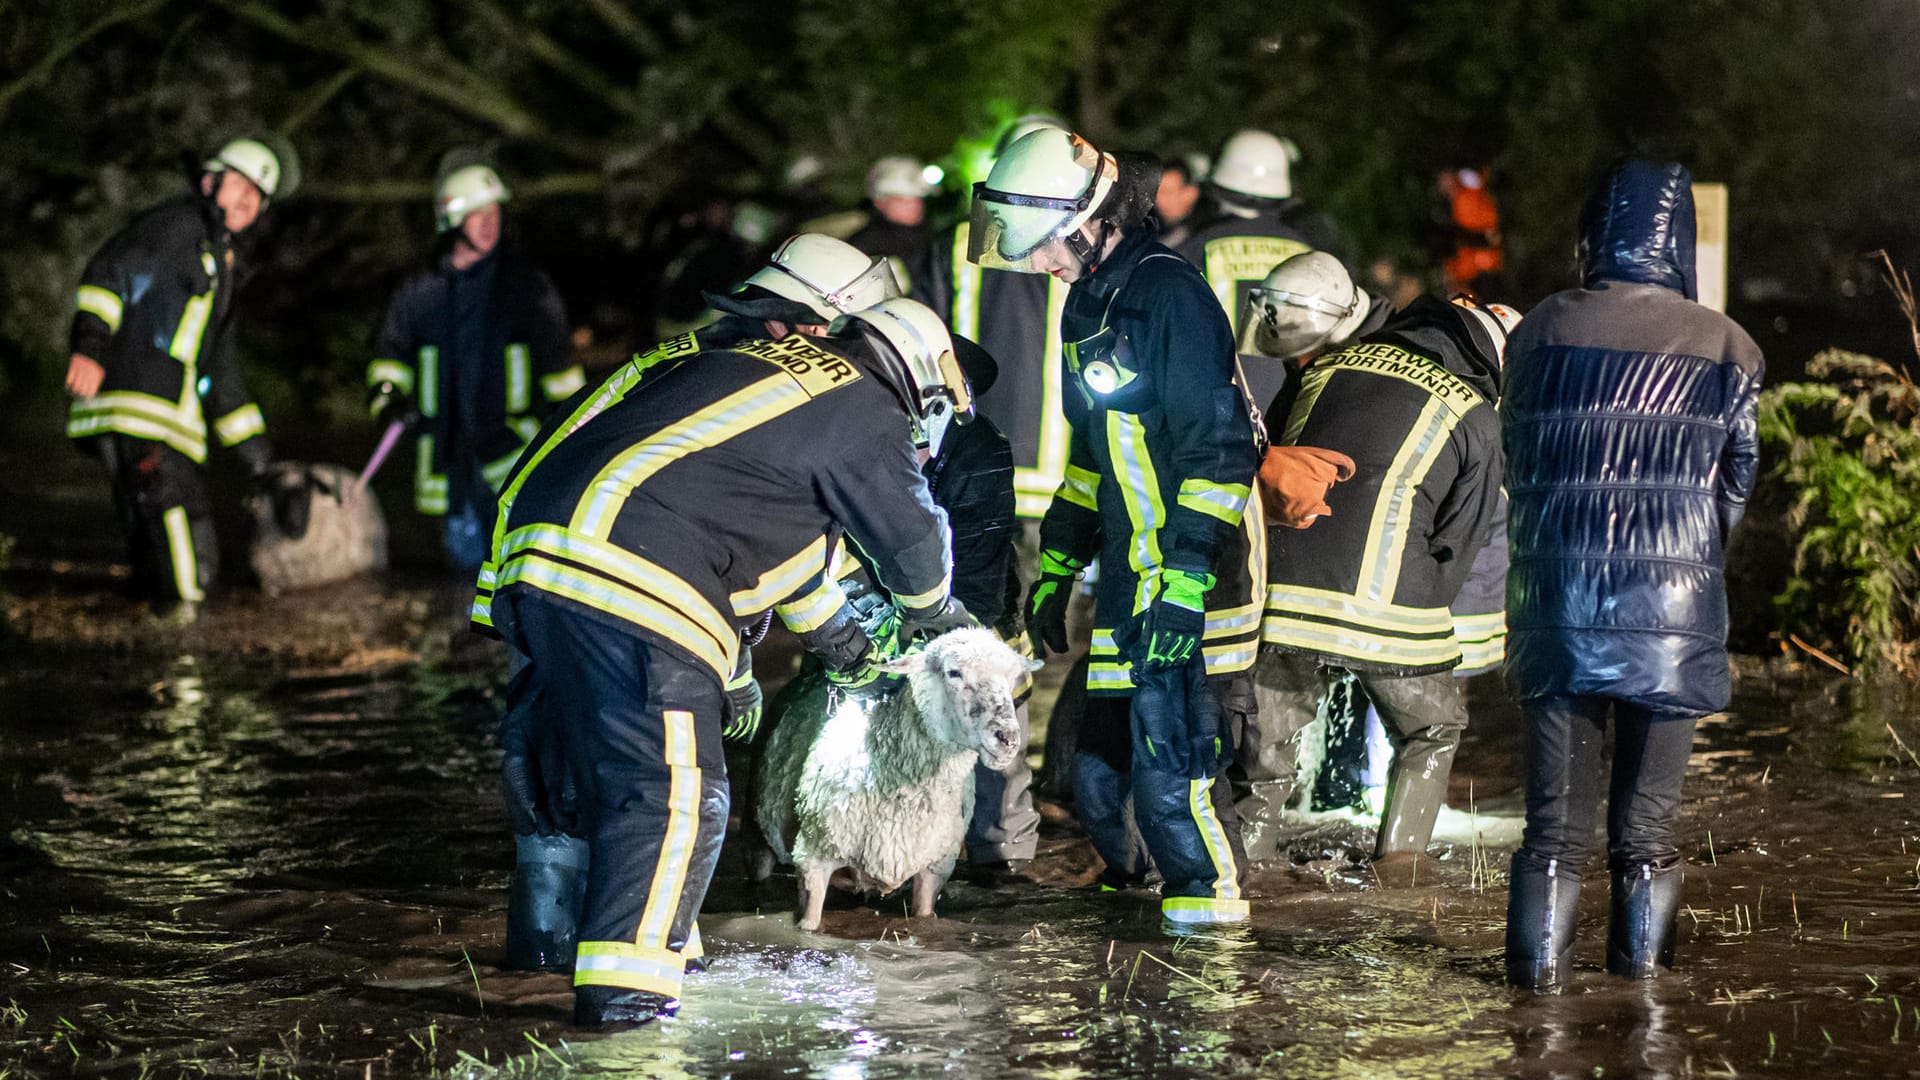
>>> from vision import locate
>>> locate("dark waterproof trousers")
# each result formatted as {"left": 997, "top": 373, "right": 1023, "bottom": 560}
{"left": 1074, "top": 665, "right": 1251, "bottom": 924}
{"left": 1240, "top": 649, "right": 1466, "bottom": 860}
{"left": 90, "top": 435, "right": 217, "bottom": 605}
{"left": 512, "top": 598, "right": 728, "bottom": 1008}
{"left": 1515, "top": 696, "right": 1697, "bottom": 873}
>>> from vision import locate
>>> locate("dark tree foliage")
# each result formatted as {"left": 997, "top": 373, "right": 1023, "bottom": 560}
{"left": 2, "top": 0, "right": 1917, "bottom": 410}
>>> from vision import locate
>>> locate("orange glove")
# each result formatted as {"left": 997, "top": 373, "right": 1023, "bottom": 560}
{"left": 1258, "top": 446, "right": 1357, "bottom": 528}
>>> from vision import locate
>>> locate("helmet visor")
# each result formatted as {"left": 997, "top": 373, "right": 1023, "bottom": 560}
{"left": 1236, "top": 284, "right": 1357, "bottom": 359}
{"left": 765, "top": 251, "right": 902, "bottom": 317}
{"left": 965, "top": 183, "right": 1089, "bottom": 273}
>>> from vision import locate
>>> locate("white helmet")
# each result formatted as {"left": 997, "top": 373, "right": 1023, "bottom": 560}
{"left": 203, "top": 137, "right": 292, "bottom": 199}
{"left": 966, "top": 128, "right": 1117, "bottom": 274}
{"left": 867, "top": 155, "right": 935, "bottom": 201}
{"left": 831, "top": 298, "right": 974, "bottom": 452}
{"left": 1240, "top": 251, "right": 1369, "bottom": 359}
{"left": 435, "top": 164, "right": 510, "bottom": 233}
{"left": 1451, "top": 297, "right": 1523, "bottom": 367}
{"left": 1211, "top": 129, "right": 1301, "bottom": 201}
{"left": 736, "top": 234, "right": 903, "bottom": 321}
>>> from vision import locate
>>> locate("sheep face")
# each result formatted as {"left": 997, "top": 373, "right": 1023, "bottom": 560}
{"left": 883, "top": 628, "right": 1033, "bottom": 773}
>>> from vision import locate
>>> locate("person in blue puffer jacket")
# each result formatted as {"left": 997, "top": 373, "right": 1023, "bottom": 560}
{"left": 1501, "top": 158, "right": 1764, "bottom": 991}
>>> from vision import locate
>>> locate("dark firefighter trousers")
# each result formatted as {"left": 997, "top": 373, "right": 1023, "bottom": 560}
{"left": 89, "top": 435, "right": 217, "bottom": 605}
{"left": 512, "top": 597, "right": 728, "bottom": 1005}
{"left": 1072, "top": 663, "right": 1251, "bottom": 923}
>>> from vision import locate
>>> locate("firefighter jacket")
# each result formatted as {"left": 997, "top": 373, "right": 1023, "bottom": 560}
{"left": 1037, "top": 229, "right": 1265, "bottom": 696}
{"left": 1450, "top": 488, "right": 1508, "bottom": 676}
{"left": 367, "top": 246, "right": 581, "bottom": 515}
{"left": 1503, "top": 161, "right": 1763, "bottom": 718}
{"left": 914, "top": 223, "right": 1071, "bottom": 519}
{"left": 472, "top": 332, "right": 953, "bottom": 686}
{"left": 66, "top": 196, "right": 269, "bottom": 469}
{"left": 1261, "top": 295, "right": 1504, "bottom": 675}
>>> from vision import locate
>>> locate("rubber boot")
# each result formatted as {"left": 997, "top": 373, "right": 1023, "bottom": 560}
{"left": 574, "top": 985, "right": 677, "bottom": 1029}
{"left": 1371, "top": 763, "right": 1448, "bottom": 880}
{"left": 506, "top": 832, "right": 590, "bottom": 971}
{"left": 1505, "top": 853, "right": 1583, "bottom": 991}
{"left": 1606, "top": 861, "right": 1682, "bottom": 979}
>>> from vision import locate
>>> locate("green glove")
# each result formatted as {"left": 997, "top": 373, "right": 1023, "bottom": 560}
{"left": 1024, "top": 549, "right": 1082, "bottom": 658}
{"left": 1132, "top": 568, "right": 1214, "bottom": 672}
{"left": 722, "top": 676, "right": 763, "bottom": 742}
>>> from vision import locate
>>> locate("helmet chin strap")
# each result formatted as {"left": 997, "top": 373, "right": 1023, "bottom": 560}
{"left": 1064, "top": 218, "right": 1114, "bottom": 275}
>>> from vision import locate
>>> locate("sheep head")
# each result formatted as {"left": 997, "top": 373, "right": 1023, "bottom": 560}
{"left": 877, "top": 627, "right": 1038, "bottom": 772}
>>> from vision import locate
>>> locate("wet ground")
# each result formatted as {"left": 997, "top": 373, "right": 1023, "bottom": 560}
{"left": 4, "top": 431, "right": 1920, "bottom": 1078}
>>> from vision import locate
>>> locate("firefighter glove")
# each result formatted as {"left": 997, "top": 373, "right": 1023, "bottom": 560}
{"left": 1132, "top": 568, "right": 1213, "bottom": 672}
{"left": 723, "top": 675, "right": 763, "bottom": 743}
{"left": 902, "top": 595, "right": 975, "bottom": 642}
{"left": 1024, "top": 548, "right": 1081, "bottom": 658}
{"left": 369, "top": 382, "right": 419, "bottom": 429}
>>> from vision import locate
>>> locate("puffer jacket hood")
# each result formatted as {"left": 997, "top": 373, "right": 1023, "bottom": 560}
{"left": 1577, "top": 158, "right": 1698, "bottom": 301}
{"left": 1374, "top": 294, "right": 1502, "bottom": 405}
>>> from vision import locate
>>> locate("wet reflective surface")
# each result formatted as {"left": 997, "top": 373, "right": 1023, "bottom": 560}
{"left": 3, "top": 580, "right": 1919, "bottom": 1077}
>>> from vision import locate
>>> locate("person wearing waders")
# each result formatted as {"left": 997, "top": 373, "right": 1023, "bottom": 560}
{"left": 1502, "top": 159, "right": 1762, "bottom": 990}
{"left": 973, "top": 128, "right": 1262, "bottom": 926}
{"left": 486, "top": 233, "right": 907, "bottom": 974}
{"left": 63, "top": 136, "right": 291, "bottom": 618}
{"left": 366, "top": 150, "right": 581, "bottom": 573}
{"left": 474, "top": 297, "right": 971, "bottom": 1027}
{"left": 1250, "top": 273, "right": 1511, "bottom": 884}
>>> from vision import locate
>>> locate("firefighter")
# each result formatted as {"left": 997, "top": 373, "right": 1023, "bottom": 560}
{"left": 847, "top": 155, "right": 935, "bottom": 291}
{"left": 973, "top": 127, "right": 1262, "bottom": 927}
{"left": 64, "top": 136, "right": 291, "bottom": 614}
{"left": 491, "top": 232, "right": 904, "bottom": 973}
{"left": 1175, "top": 129, "right": 1354, "bottom": 412}
{"left": 366, "top": 150, "right": 582, "bottom": 573}
{"left": 474, "top": 297, "right": 971, "bottom": 1027}
{"left": 1250, "top": 279, "right": 1512, "bottom": 881}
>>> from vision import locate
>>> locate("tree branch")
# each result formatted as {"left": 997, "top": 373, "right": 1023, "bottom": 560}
{"left": 459, "top": 0, "right": 643, "bottom": 120}
{"left": 298, "top": 171, "right": 604, "bottom": 203}
{"left": 581, "top": 0, "right": 668, "bottom": 58}
{"left": 0, "top": 0, "right": 169, "bottom": 122}
{"left": 280, "top": 66, "right": 362, "bottom": 135}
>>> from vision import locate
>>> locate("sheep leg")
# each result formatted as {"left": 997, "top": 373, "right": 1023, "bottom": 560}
{"left": 910, "top": 867, "right": 948, "bottom": 919}
{"left": 797, "top": 862, "right": 832, "bottom": 932}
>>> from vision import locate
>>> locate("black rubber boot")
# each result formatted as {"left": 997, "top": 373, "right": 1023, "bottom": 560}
{"left": 1373, "top": 765, "right": 1447, "bottom": 861}
{"left": 574, "top": 985, "right": 678, "bottom": 1029}
{"left": 1505, "top": 852, "right": 1584, "bottom": 991}
{"left": 505, "top": 833, "right": 590, "bottom": 971}
{"left": 1606, "top": 860, "right": 1682, "bottom": 979}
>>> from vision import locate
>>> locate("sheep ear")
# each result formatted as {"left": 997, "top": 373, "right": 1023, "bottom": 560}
{"left": 1024, "top": 658, "right": 1046, "bottom": 673}
{"left": 876, "top": 653, "right": 926, "bottom": 675}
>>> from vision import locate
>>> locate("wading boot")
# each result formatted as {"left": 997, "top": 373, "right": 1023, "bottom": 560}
{"left": 505, "top": 832, "right": 590, "bottom": 971}
{"left": 1369, "top": 764, "right": 1448, "bottom": 884}
{"left": 1505, "top": 852, "right": 1583, "bottom": 991}
{"left": 1606, "top": 860, "right": 1682, "bottom": 979}
{"left": 574, "top": 985, "right": 678, "bottom": 1029}
{"left": 1234, "top": 779, "right": 1294, "bottom": 864}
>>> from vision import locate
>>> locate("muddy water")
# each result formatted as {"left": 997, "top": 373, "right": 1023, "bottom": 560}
{"left": 2, "top": 587, "right": 1918, "bottom": 1078}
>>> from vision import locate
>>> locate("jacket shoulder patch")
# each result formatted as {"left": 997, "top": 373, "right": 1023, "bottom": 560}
{"left": 736, "top": 335, "right": 864, "bottom": 398}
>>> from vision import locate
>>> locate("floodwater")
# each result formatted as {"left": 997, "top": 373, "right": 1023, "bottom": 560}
{"left": 1, "top": 440, "right": 1918, "bottom": 1077}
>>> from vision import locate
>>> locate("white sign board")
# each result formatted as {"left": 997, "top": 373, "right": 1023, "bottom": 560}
{"left": 1692, "top": 182, "right": 1728, "bottom": 312}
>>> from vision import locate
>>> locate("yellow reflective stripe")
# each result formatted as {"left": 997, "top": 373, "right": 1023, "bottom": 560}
{"left": 1203, "top": 235, "right": 1312, "bottom": 324}
{"left": 1162, "top": 895, "right": 1252, "bottom": 923}
{"left": 1319, "top": 343, "right": 1486, "bottom": 420}
{"left": 1204, "top": 601, "right": 1262, "bottom": 637}
{"left": 894, "top": 571, "right": 954, "bottom": 613}
{"left": 212, "top": 403, "right": 265, "bottom": 446}
{"left": 1360, "top": 398, "right": 1457, "bottom": 600}
{"left": 1202, "top": 641, "right": 1258, "bottom": 672}
{"left": 1107, "top": 413, "right": 1165, "bottom": 615}
{"left": 505, "top": 343, "right": 531, "bottom": 413}
{"left": 571, "top": 375, "right": 807, "bottom": 538}
{"left": 415, "top": 436, "right": 448, "bottom": 515}
{"left": 1175, "top": 479, "right": 1250, "bottom": 525}
{"left": 503, "top": 524, "right": 734, "bottom": 655}
{"left": 1457, "top": 635, "right": 1505, "bottom": 671}
{"left": 774, "top": 577, "right": 847, "bottom": 634}
{"left": 1280, "top": 365, "right": 1332, "bottom": 446}
{"left": 1265, "top": 582, "right": 1456, "bottom": 634}
{"left": 1056, "top": 462, "right": 1100, "bottom": 512}
{"left": 366, "top": 359, "right": 414, "bottom": 393}
{"left": 418, "top": 345, "right": 440, "bottom": 417}
{"left": 162, "top": 506, "right": 204, "bottom": 602}
{"left": 1261, "top": 616, "right": 1461, "bottom": 667}
{"left": 481, "top": 445, "right": 523, "bottom": 492}
{"left": 951, "top": 221, "right": 980, "bottom": 341}
{"left": 1454, "top": 610, "right": 1506, "bottom": 637}
{"left": 1188, "top": 777, "right": 1241, "bottom": 901}
{"left": 640, "top": 708, "right": 701, "bottom": 948}
{"left": 169, "top": 292, "right": 214, "bottom": 363}
{"left": 574, "top": 940, "right": 685, "bottom": 996}
{"left": 496, "top": 554, "right": 734, "bottom": 678}
{"left": 76, "top": 285, "right": 123, "bottom": 334}
{"left": 729, "top": 535, "right": 829, "bottom": 616}
{"left": 541, "top": 365, "right": 586, "bottom": 401}
{"left": 683, "top": 921, "right": 703, "bottom": 961}
{"left": 1033, "top": 275, "right": 1070, "bottom": 489}
{"left": 470, "top": 597, "right": 494, "bottom": 626}
{"left": 68, "top": 391, "right": 202, "bottom": 441}
{"left": 477, "top": 561, "right": 498, "bottom": 588}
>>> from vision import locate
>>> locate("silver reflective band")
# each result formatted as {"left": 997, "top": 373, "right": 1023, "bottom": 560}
{"left": 1251, "top": 285, "right": 1357, "bottom": 320}
{"left": 774, "top": 254, "right": 896, "bottom": 314}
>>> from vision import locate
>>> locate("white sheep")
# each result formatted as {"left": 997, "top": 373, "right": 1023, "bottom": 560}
{"left": 753, "top": 627, "right": 1034, "bottom": 932}
{"left": 248, "top": 462, "right": 388, "bottom": 595}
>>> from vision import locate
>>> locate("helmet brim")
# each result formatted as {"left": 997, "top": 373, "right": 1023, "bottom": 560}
{"left": 702, "top": 286, "right": 832, "bottom": 326}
